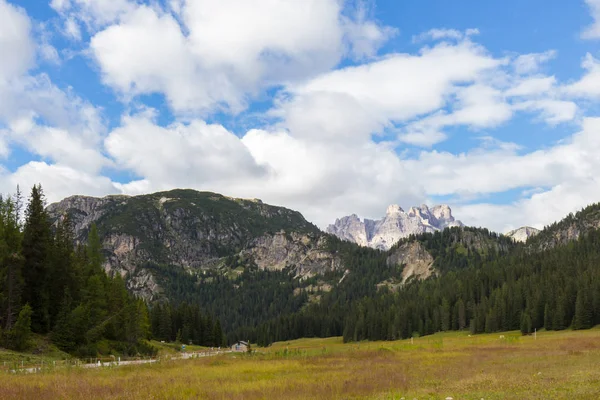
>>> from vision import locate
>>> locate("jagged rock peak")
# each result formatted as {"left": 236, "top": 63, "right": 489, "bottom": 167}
{"left": 327, "top": 204, "right": 463, "bottom": 251}
{"left": 386, "top": 204, "right": 404, "bottom": 215}
{"left": 505, "top": 226, "right": 541, "bottom": 243}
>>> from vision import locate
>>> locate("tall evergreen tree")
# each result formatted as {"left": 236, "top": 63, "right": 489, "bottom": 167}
{"left": 9, "top": 303, "right": 32, "bottom": 351}
{"left": 572, "top": 289, "right": 594, "bottom": 330}
{"left": 21, "top": 185, "right": 52, "bottom": 333}
{"left": 0, "top": 196, "right": 24, "bottom": 332}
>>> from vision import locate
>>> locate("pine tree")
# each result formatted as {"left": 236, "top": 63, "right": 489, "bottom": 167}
{"left": 213, "top": 319, "right": 224, "bottom": 347}
{"left": 572, "top": 289, "right": 594, "bottom": 330}
{"left": 10, "top": 304, "right": 32, "bottom": 351}
{"left": 51, "top": 291, "right": 75, "bottom": 351}
{"left": 21, "top": 185, "right": 52, "bottom": 333}
{"left": 457, "top": 299, "right": 466, "bottom": 330}
{"left": 520, "top": 312, "right": 532, "bottom": 335}
{"left": 544, "top": 303, "right": 553, "bottom": 331}
{"left": 0, "top": 196, "right": 24, "bottom": 332}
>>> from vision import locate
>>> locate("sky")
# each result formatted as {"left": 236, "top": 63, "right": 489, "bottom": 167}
{"left": 2, "top": 0, "right": 600, "bottom": 233}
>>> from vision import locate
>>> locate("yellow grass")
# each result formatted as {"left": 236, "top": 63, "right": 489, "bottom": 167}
{"left": 2, "top": 329, "right": 600, "bottom": 399}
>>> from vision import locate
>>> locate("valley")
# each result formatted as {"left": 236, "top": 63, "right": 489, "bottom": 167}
{"left": 1, "top": 329, "right": 599, "bottom": 399}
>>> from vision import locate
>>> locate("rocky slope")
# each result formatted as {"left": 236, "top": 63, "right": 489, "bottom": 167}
{"left": 526, "top": 203, "right": 600, "bottom": 250}
{"left": 505, "top": 226, "right": 540, "bottom": 243}
{"left": 46, "top": 189, "right": 341, "bottom": 299}
{"left": 327, "top": 204, "right": 463, "bottom": 250}
{"left": 384, "top": 227, "right": 516, "bottom": 288}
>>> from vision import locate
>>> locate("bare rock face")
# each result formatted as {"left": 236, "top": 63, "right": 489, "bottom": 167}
{"left": 505, "top": 226, "right": 541, "bottom": 243}
{"left": 242, "top": 231, "right": 342, "bottom": 278}
{"left": 327, "top": 204, "right": 463, "bottom": 250}
{"left": 386, "top": 241, "right": 435, "bottom": 284}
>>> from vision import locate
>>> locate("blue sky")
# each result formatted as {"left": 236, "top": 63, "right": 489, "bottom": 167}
{"left": 2, "top": 0, "right": 600, "bottom": 232}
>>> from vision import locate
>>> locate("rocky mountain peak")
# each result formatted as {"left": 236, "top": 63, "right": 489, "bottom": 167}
{"left": 327, "top": 204, "right": 463, "bottom": 251}
{"left": 505, "top": 226, "right": 541, "bottom": 243}
{"left": 386, "top": 204, "right": 404, "bottom": 215}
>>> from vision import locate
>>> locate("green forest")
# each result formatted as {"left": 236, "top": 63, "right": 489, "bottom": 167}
{"left": 251, "top": 223, "right": 600, "bottom": 345}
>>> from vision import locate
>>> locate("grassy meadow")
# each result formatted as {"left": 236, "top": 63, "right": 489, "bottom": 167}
{"left": 1, "top": 329, "right": 600, "bottom": 399}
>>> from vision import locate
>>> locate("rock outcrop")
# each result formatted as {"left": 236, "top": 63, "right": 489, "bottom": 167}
{"left": 386, "top": 241, "right": 435, "bottom": 284}
{"left": 505, "top": 226, "right": 540, "bottom": 243}
{"left": 242, "top": 231, "right": 342, "bottom": 278}
{"left": 327, "top": 204, "right": 463, "bottom": 250}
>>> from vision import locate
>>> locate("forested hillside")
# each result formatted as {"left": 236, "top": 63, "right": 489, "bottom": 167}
{"left": 0, "top": 186, "right": 224, "bottom": 357}
{"left": 249, "top": 215, "right": 600, "bottom": 345}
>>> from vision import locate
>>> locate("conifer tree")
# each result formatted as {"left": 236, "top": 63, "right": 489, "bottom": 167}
{"left": 520, "top": 312, "right": 532, "bottom": 335}
{"left": 0, "top": 196, "right": 24, "bottom": 332}
{"left": 572, "top": 289, "right": 594, "bottom": 330}
{"left": 21, "top": 185, "right": 51, "bottom": 333}
{"left": 51, "top": 291, "right": 75, "bottom": 351}
{"left": 10, "top": 303, "right": 32, "bottom": 351}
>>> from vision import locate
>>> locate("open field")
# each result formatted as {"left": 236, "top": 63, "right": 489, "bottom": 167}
{"left": 1, "top": 329, "right": 600, "bottom": 399}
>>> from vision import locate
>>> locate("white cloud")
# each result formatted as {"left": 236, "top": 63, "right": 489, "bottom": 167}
{"left": 1, "top": 161, "right": 118, "bottom": 204}
{"left": 513, "top": 50, "right": 556, "bottom": 75}
{"left": 413, "top": 28, "right": 479, "bottom": 43}
{"left": 50, "top": 0, "right": 135, "bottom": 29}
{"left": 513, "top": 100, "right": 578, "bottom": 125}
{"left": 0, "top": 1, "right": 107, "bottom": 176}
{"left": 398, "top": 130, "right": 447, "bottom": 147}
{"left": 0, "top": 0, "right": 35, "bottom": 82}
{"left": 290, "top": 40, "right": 501, "bottom": 126}
{"left": 85, "top": 0, "right": 394, "bottom": 114}
{"left": 105, "top": 113, "right": 266, "bottom": 188}
{"left": 582, "top": 0, "right": 600, "bottom": 39}
{"left": 2, "top": 0, "right": 599, "bottom": 238}
{"left": 506, "top": 76, "right": 556, "bottom": 97}
{"left": 64, "top": 17, "right": 82, "bottom": 41}
{"left": 564, "top": 53, "right": 600, "bottom": 97}
{"left": 342, "top": 1, "right": 398, "bottom": 59}
{"left": 405, "top": 117, "right": 600, "bottom": 201}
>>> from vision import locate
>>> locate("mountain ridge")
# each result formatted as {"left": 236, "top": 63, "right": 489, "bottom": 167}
{"left": 46, "top": 189, "right": 337, "bottom": 300}
{"left": 327, "top": 204, "right": 463, "bottom": 250}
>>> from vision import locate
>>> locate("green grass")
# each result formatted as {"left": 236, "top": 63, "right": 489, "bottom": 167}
{"left": 1, "top": 329, "right": 600, "bottom": 399}
{"left": 0, "top": 334, "right": 72, "bottom": 364}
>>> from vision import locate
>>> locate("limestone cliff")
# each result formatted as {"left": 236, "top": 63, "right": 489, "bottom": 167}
{"left": 505, "top": 226, "right": 540, "bottom": 243}
{"left": 386, "top": 241, "right": 435, "bottom": 284}
{"left": 327, "top": 204, "right": 463, "bottom": 250}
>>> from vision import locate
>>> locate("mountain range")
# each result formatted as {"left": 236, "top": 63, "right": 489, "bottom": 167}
{"left": 326, "top": 204, "right": 464, "bottom": 250}
{"left": 45, "top": 188, "right": 600, "bottom": 344}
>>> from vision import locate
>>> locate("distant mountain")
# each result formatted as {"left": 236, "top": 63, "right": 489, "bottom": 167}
{"left": 326, "top": 204, "right": 463, "bottom": 250}
{"left": 505, "top": 226, "right": 541, "bottom": 243}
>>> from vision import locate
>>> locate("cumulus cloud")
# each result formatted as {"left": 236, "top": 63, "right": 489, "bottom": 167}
{"left": 513, "top": 50, "right": 556, "bottom": 75}
{"left": 0, "top": 162, "right": 118, "bottom": 204}
{"left": 105, "top": 112, "right": 266, "bottom": 188}
{"left": 85, "top": 0, "right": 395, "bottom": 114}
{"left": 1, "top": 0, "right": 599, "bottom": 238}
{"left": 0, "top": 0, "right": 35, "bottom": 82}
{"left": 564, "top": 53, "right": 600, "bottom": 97}
{"left": 582, "top": 0, "right": 600, "bottom": 39}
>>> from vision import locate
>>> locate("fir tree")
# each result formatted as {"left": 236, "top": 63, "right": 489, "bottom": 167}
{"left": 572, "top": 289, "right": 594, "bottom": 330}
{"left": 21, "top": 185, "right": 52, "bottom": 333}
{"left": 10, "top": 303, "right": 32, "bottom": 351}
